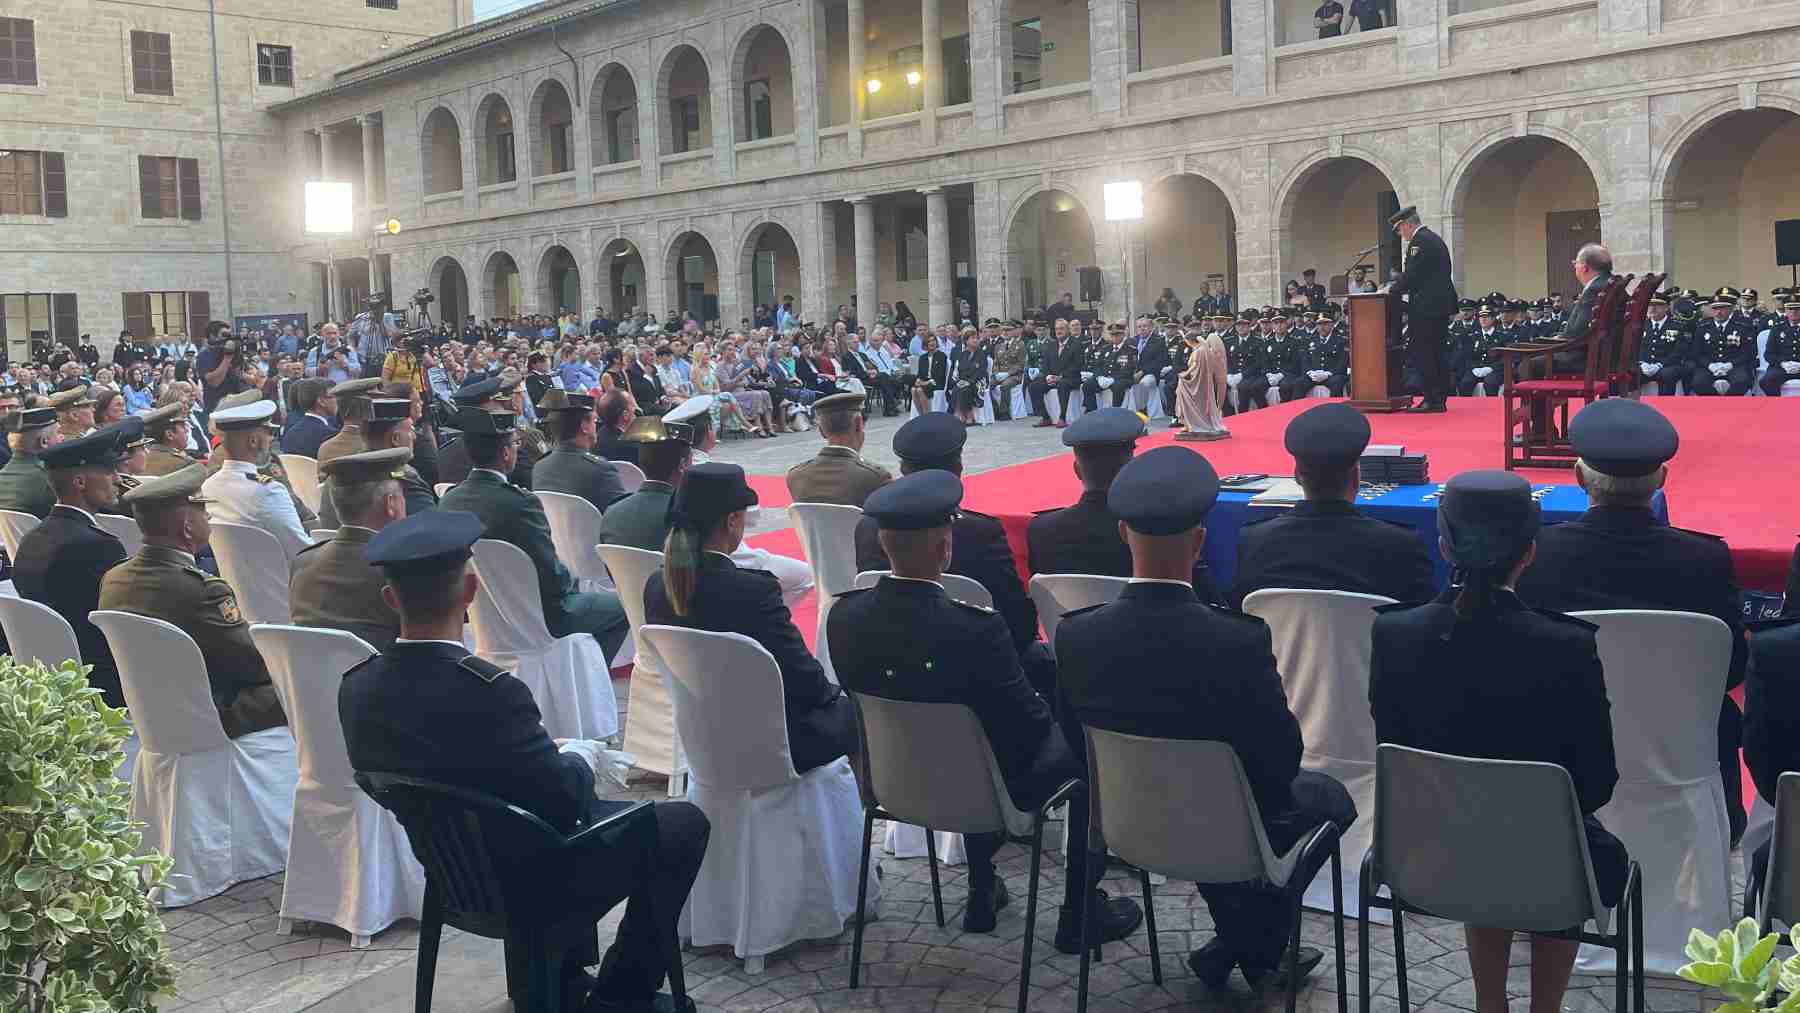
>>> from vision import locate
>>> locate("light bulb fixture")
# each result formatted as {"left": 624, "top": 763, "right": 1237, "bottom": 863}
{"left": 906, "top": 70, "right": 921, "bottom": 86}
{"left": 866, "top": 78, "right": 882, "bottom": 94}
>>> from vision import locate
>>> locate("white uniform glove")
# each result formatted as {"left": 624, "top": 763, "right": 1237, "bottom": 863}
{"left": 1784, "top": 361, "right": 1800, "bottom": 375}
{"left": 1160, "top": 365, "right": 1172, "bottom": 377}
{"left": 1026, "top": 367, "right": 1041, "bottom": 380}
{"left": 1097, "top": 376, "right": 1115, "bottom": 390}
{"left": 993, "top": 371, "right": 1009, "bottom": 383}
{"left": 1710, "top": 361, "right": 1731, "bottom": 377}
{"left": 1639, "top": 362, "right": 1659, "bottom": 377}
{"left": 556, "top": 740, "right": 636, "bottom": 794}
{"left": 957, "top": 379, "right": 972, "bottom": 389}
{"left": 1227, "top": 373, "right": 1242, "bottom": 388}
{"left": 1308, "top": 370, "right": 1329, "bottom": 382}
{"left": 1266, "top": 372, "right": 1284, "bottom": 385}
{"left": 1472, "top": 366, "right": 1493, "bottom": 379}
{"left": 1080, "top": 371, "right": 1095, "bottom": 382}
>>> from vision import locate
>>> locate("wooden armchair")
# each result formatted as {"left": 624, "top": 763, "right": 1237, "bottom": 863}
{"left": 1499, "top": 274, "right": 1631, "bottom": 470}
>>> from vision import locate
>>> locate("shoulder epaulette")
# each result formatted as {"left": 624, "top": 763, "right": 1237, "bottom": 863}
{"left": 1530, "top": 608, "right": 1600, "bottom": 632}
{"left": 949, "top": 596, "right": 996, "bottom": 615}
{"left": 295, "top": 539, "right": 326, "bottom": 557}
{"left": 1669, "top": 525, "right": 1726, "bottom": 542}
{"left": 457, "top": 655, "right": 508, "bottom": 684}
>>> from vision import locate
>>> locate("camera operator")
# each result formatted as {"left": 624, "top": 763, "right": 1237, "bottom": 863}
{"left": 382, "top": 331, "right": 434, "bottom": 391}
{"left": 305, "top": 322, "right": 361, "bottom": 384}
{"left": 352, "top": 294, "right": 397, "bottom": 379}
{"left": 197, "top": 321, "right": 253, "bottom": 414}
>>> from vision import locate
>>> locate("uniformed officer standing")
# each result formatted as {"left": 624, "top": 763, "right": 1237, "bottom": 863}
{"left": 1229, "top": 403, "right": 1435, "bottom": 609}
{"left": 138, "top": 403, "right": 194, "bottom": 477}
{"left": 12, "top": 423, "right": 135, "bottom": 706}
{"left": 0, "top": 407, "right": 59, "bottom": 518}
{"left": 1690, "top": 286, "right": 1760, "bottom": 396}
{"left": 854, "top": 413, "right": 1054, "bottom": 696}
{"left": 785, "top": 392, "right": 893, "bottom": 507}
{"left": 534, "top": 389, "right": 628, "bottom": 513}
{"left": 340, "top": 510, "right": 709, "bottom": 1012}
{"left": 317, "top": 377, "right": 384, "bottom": 467}
{"left": 290, "top": 448, "right": 410, "bottom": 651}
{"left": 1057, "top": 446, "right": 1354, "bottom": 987}
{"left": 1637, "top": 291, "right": 1692, "bottom": 395}
{"left": 202, "top": 400, "right": 312, "bottom": 561}
{"left": 828, "top": 470, "right": 1097, "bottom": 937}
{"left": 100, "top": 464, "right": 287, "bottom": 738}
{"left": 1387, "top": 205, "right": 1460, "bottom": 413}
{"left": 1756, "top": 291, "right": 1800, "bottom": 397}
{"left": 1514, "top": 398, "right": 1751, "bottom": 843}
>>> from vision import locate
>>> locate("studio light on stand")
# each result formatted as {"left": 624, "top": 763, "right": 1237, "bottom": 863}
{"left": 1104, "top": 180, "right": 1144, "bottom": 321}
{"left": 304, "top": 181, "right": 355, "bottom": 322}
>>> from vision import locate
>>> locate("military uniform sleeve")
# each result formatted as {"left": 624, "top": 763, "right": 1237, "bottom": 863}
{"left": 1230, "top": 619, "right": 1303, "bottom": 800}
{"left": 259, "top": 480, "right": 313, "bottom": 560}
{"left": 959, "top": 516, "right": 1038, "bottom": 654}
{"left": 748, "top": 570, "right": 838, "bottom": 711}
{"left": 1784, "top": 542, "right": 1800, "bottom": 618}
{"left": 1367, "top": 615, "right": 1410, "bottom": 748}
{"left": 197, "top": 577, "right": 276, "bottom": 699}
{"left": 963, "top": 609, "right": 1076, "bottom": 806}
{"left": 589, "top": 458, "right": 627, "bottom": 510}
{"left": 492, "top": 671, "right": 596, "bottom": 834}
{"left": 514, "top": 495, "right": 580, "bottom": 598}
{"left": 1561, "top": 629, "right": 1618, "bottom": 815}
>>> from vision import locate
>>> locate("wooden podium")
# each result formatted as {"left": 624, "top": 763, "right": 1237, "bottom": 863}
{"left": 1347, "top": 291, "right": 1411, "bottom": 412}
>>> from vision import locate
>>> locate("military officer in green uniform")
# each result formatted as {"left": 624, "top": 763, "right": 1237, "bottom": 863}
{"left": 438, "top": 407, "right": 629, "bottom": 657}
{"left": 0, "top": 407, "right": 59, "bottom": 518}
{"left": 317, "top": 377, "right": 384, "bottom": 468}
{"left": 317, "top": 398, "right": 435, "bottom": 528}
{"left": 784, "top": 392, "right": 892, "bottom": 508}
{"left": 139, "top": 403, "right": 194, "bottom": 478}
{"left": 99, "top": 464, "right": 287, "bottom": 738}
{"left": 291, "top": 447, "right": 409, "bottom": 652}
{"left": 599, "top": 416, "right": 693, "bottom": 551}
{"left": 532, "top": 389, "right": 627, "bottom": 513}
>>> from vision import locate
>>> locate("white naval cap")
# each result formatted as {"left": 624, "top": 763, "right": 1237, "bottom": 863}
{"left": 662, "top": 395, "right": 714, "bottom": 425}
{"left": 210, "top": 399, "right": 280, "bottom": 431}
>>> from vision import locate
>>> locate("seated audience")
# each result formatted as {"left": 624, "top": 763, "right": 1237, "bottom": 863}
{"left": 290, "top": 448, "right": 410, "bottom": 651}
{"left": 281, "top": 378, "right": 338, "bottom": 459}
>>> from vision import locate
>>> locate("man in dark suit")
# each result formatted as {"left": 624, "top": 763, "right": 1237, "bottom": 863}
{"left": 1514, "top": 398, "right": 1751, "bottom": 843}
{"left": 533, "top": 389, "right": 628, "bottom": 513}
{"left": 1129, "top": 316, "right": 1171, "bottom": 412}
{"left": 829, "top": 471, "right": 1130, "bottom": 943}
{"left": 853, "top": 413, "right": 1053, "bottom": 697}
{"left": 12, "top": 423, "right": 137, "bottom": 707}
{"left": 1057, "top": 446, "right": 1354, "bottom": 988}
{"left": 1229, "top": 403, "right": 1435, "bottom": 609}
{"left": 280, "top": 378, "right": 338, "bottom": 458}
{"left": 1386, "top": 206, "right": 1458, "bottom": 413}
{"left": 593, "top": 390, "right": 642, "bottom": 467}
{"left": 1032, "top": 318, "right": 1088, "bottom": 428}
{"left": 340, "top": 509, "right": 708, "bottom": 1013}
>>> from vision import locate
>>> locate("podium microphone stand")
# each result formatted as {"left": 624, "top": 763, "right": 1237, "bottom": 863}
{"left": 1341, "top": 250, "right": 1410, "bottom": 413}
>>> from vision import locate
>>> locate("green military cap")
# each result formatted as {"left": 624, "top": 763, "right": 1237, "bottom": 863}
{"left": 329, "top": 377, "right": 383, "bottom": 398}
{"left": 366, "top": 398, "right": 412, "bottom": 422}
{"left": 138, "top": 402, "right": 186, "bottom": 434}
{"left": 812, "top": 392, "right": 864, "bottom": 415}
{"left": 49, "top": 385, "right": 94, "bottom": 410}
{"left": 320, "top": 446, "right": 412, "bottom": 484}
{"left": 7, "top": 407, "right": 57, "bottom": 432}
{"left": 537, "top": 389, "right": 596, "bottom": 414}
{"left": 122, "top": 462, "right": 211, "bottom": 508}
{"left": 621, "top": 414, "right": 693, "bottom": 445}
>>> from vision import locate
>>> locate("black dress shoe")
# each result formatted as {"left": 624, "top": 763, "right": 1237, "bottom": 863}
{"left": 585, "top": 995, "right": 696, "bottom": 1013}
{"left": 1404, "top": 401, "right": 1445, "bottom": 414}
{"left": 961, "top": 876, "right": 1011, "bottom": 932}
{"left": 1187, "top": 938, "right": 1235, "bottom": 990}
{"left": 1053, "top": 891, "right": 1144, "bottom": 954}
{"left": 1241, "top": 946, "right": 1325, "bottom": 993}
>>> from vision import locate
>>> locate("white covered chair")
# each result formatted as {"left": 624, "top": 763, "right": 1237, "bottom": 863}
{"left": 467, "top": 539, "right": 618, "bottom": 742}
{"left": 433, "top": 482, "right": 454, "bottom": 498}
{"left": 1006, "top": 382, "right": 1031, "bottom": 420}
{"left": 1751, "top": 772, "right": 1800, "bottom": 934}
{"left": 1572, "top": 609, "right": 1733, "bottom": 975}
{"left": 93, "top": 512, "right": 144, "bottom": 555}
{"left": 278, "top": 454, "right": 322, "bottom": 514}
{"left": 89, "top": 609, "right": 298, "bottom": 908}
{"left": 907, "top": 389, "right": 949, "bottom": 419}
{"left": 613, "top": 460, "right": 646, "bottom": 495}
{"left": 1782, "top": 379, "right": 1800, "bottom": 397}
{"left": 1028, "top": 573, "right": 1131, "bottom": 648}
{"left": 853, "top": 569, "right": 991, "bottom": 607}
{"left": 595, "top": 544, "right": 685, "bottom": 796}
{"left": 1124, "top": 375, "right": 1166, "bottom": 418}
{"left": 536, "top": 489, "right": 614, "bottom": 595}
{"left": 0, "top": 593, "right": 81, "bottom": 670}
{"left": 642, "top": 625, "right": 872, "bottom": 974}
{"left": 1243, "top": 588, "right": 1396, "bottom": 918}
{"left": 788, "top": 502, "right": 863, "bottom": 683}
{"left": 209, "top": 521, "right": 293, "bottom": 625}
{"left": 249, "top": 625, "right": 424, "bottom": 947}
{"left": 0, "top": 509, "right": 40, "bottom": 558}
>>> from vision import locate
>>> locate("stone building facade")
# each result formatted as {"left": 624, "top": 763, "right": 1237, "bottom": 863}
{"left": 0, "top": 0, "right": 470, "bottom": 359}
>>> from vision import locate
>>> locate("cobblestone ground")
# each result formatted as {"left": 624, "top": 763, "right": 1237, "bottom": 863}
{"left": 158, "top": 413, "right": 1732, "bottom": 1012}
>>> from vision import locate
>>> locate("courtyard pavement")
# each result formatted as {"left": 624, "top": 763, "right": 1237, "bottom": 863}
{"left": 160, "top": 411, "right": 1731, "bottom": 1012}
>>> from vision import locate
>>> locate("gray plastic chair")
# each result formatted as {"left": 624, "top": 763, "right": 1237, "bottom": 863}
{"left": 1027, "top": 573, "right": 1130, "bottom": 648}
{"left": 1080, "top": 728, "right": 1346, "bottom": 1013}
{"left": 847, "top": 693, "right": 1079, "bottom": 1013}
{"left": 1361, "top": 744, "right": 1643, "bottom": 1013}
{"left": 1752, "top": 772, "right": 1800, "bottom": 936}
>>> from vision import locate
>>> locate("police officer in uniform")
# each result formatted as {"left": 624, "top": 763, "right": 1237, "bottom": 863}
{"left": 854, "top": 413, "right": 1054, "bottom": 696}
{"left": 534, "top": 389, "right": 628, "bottom": 513}
{"left": 1229, "top": 403, "right": 1435, "bottom": 609}
{"left": 1286, "top": 310, "right": 1348, "bottom": 400}
{"left": 1690, "top": 286, "right": 1760, "bottom": 396}
{"left": 1514, "top": 398, "right": 1750, "bottom": 842}
{"left": 1224, "top": 310, "right": 1265, "bottom": 413}
{"left": 0, "top": 407, "right": 58, "bottom": 518}
{"left": 12, "top": 423, "right": 136, "bottom": 706}
{"left": 100, "top": 464, "right": 287, "bottom": 738}
{"left": 340, "top": 510, "right": 709, "bottom": 1013}
{"left": 1455, "top": 304, "right": 1507, "bottom": 397}
{"left": 1756, "top": 290, "right": 1800, "bottom": 397}
{"left": 290, "top": 448, "right": 410, "bottom": 651}
{"left": 785, "top": 392, "right": 892, "bottom": 507}
{"left": 202, "top": 400, "right": 312, "bottom": 561}
{"left": 438, "top": 407, "right": 630, "bottom": 657}
{"left": 1637, "top": 291, "right": 1692, "bottom": 395}
{"left": 1387, "top": 205, "right": 1460, "bottom": 413}
{"left": 1057, "top": 446, "right": 1355, "bottom": 987}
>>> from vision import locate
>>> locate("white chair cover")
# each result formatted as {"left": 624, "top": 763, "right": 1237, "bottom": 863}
{"left": 1243, "top": 588, "right": 1395, "bottom": 918}
{"left": 1008, "top": 384, "right": 1031, "bottom": 419}
{"left": 94, "top": 513, "right": 144, "bottom": 555}
{"left": 613, "top": 461, "right": 646, "bottom": 494}
{"left": 250, "top": 625, "right": 424, "bottom": 946}
{"left": 907, "top": 391, "right": 949, "bottom": 418}
{"left": 1027, "top": 573, "right": 1131, "bottom": 648}
{"left": 1309, "top": 385, "right": 1333, "bottom": 398}
{"left": 467, "top": 540, "right": 618, "bottom": 742}
{"left": 788, "top": 503, "right": 863, "bottom": 684}
{"left": 209, "top": 521, "right": 293, "bottom": 625}
{"left": 1125, "top": 376, "right": 1166, "bottom": 418}
{"left": 433, "top": 482, "right": 454, "bottom": 498}
{"left": 642, "top": 625, "right": 873, "bottom": 969}
{"left": 89, "top": 610, "right": 297, "bottom": 908}
{"left": 0, "top": 509, "right": 40, "bottom": 558}
{"left": 535, "top": 490, "right": 613, "bottom": 594}
{"left": 595, "top": 545, "right": 685, "bottom": 792}
{"left": 278, "top": 454, "right": 322, "bottom": 514}
{"left": 1572, "top": 609, "right": 1733, "bottom": 974}
{"left": 1782, "top": 379, "right": 1800, "bottom": 397}
{"left": 0, "top": 596, "right": 138, "bottom": 782}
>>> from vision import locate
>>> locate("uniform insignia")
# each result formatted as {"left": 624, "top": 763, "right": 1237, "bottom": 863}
{"left": 950, "top": 597, "right": 996, "bottom": 615}
{"left": 220, "top": 594, "right": 241, "bottom": 625}
{"left": 457, "top": 655, "right": 508, "bottom": 683}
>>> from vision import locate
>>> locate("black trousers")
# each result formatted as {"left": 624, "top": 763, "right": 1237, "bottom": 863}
{"left": 1758, "top": 365, "right": 1800, "bottom": 397}
{"left": 1691, "top": 364, "right": 1753, "bottom": 396}
{"left": 1638, "top": 368, "right": 1683, "bottom": 396}
{"left": 1280, "top": 373, "right": 1347, "bottom": 402}
{"left": 1196, "top": 771, "right": 1357, "bottom": 969}
{"left": 1235, "top": 381, "right": 1270, "bottom": 412}
{"left": 1055, "top": 380, "right": 1083, "bottom": 421}
{"left": 1407, "top": 313, "right": 1452, "bottom": 405}
{"left": 1455, "top": 370, "right": 1502, "bottom": 397}
{"left": 1082, "top": 378, "right": 1128, "bottom": 410}
{"left": 1027, "top": 378, "right": 1053, "bottom": 419}
{"left": 573, "top": 800, "right": 710, "bottom": 1001}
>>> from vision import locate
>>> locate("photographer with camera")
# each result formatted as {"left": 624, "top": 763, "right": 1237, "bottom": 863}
{"left": 305, "top": 322, "right": 361, "bottom": 384}
{"left": 382, "top": 330, "right": 433, "bottom": 391}
{"left": 197, "top": 321, "right": 253, "bottom": 414}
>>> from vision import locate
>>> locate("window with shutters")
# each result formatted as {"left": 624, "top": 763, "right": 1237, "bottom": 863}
{"left": 256, "top": 44, "right": 292, "bottom": 87}
{"left": 137, "top": 156, "right": 201, "bottom": 220}
{"left": 367, "top": 0, "right": 399, "bottom": 8}
{"left": 125, "top": 292, "right": 190, "bottom": 337}
{"left": 130, "top": 30, "right": 173, "bottom": 96}
{"left": 0, "top": 150, "right": 65, "bottom": 217}
{"left": 1, "top": 293, "right": 78, "bottom": 360}
{"left": 0, "top": 18, "right": 36, "bottom": 86}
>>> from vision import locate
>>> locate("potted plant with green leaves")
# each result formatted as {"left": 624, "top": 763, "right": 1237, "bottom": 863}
{"left": 0, "top": 657, "right": 175, "bottom": 1012}
{"left": 1678, "top": 918, "right": 1800, "bottom": 1013}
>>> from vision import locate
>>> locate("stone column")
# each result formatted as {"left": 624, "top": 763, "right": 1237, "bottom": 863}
{"left": 358, "top": 114, "right": 383, "bottom": 210}
{"left": 1604, "top": 99, "right": 1655, "bottom": 277}
{"left": 803, "top": 201, "right": 838, "bottom": 321}
{"left": 921, "top": 0, "right": 943, "bottom": 143}
{"left": 637, "top": 64, "right": 661, "bottom": 191}
{"left": 923, "top": 186, "right": 953, "bottom": 325}
{"left": 1089, "top": 0, "right": 1130, "bottom": 117}
{"left": 1229, "top": 0, "right": 1270, "bottom": 98}
{"left": 711, "top": 62, "right": 737, "bottom": 179}
{"left": 316, "top": 126, "right": 334, "bottom": 180}
{"left": 1236, "top": 142, "right": 1277, "bottom": 306}
{"left": 852, "top": 197, "right": 878, "bottom": 330}
{"left": 973, "top": 179, "right": 1007, "bottom": 320}
{"left": 1393, "top": 0, "right": 1440, "bottom": 74}
{"left": 967, "top": 0, "right": 1012, "bottom": 134}
{"left": 848, "top": 0, "right": 867, "bottom": 157}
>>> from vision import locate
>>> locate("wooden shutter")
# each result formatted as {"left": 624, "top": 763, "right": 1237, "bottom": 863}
{"left": 130, "top": 31, "right": 153, "bottom": 93}
{"left": 137, "top": 156, "right": 160, "bottom": 218}
{"left": 122, "top": 292, "right": 151, "bottom": 341}
{"left": 51, "top": 293, "right": 76, "bottom": 342}
{"left": 41, "top": 151, "right": 65, "bottom": 218}
{"left": 178, "top": 158, "right": 200, "bottom": 220}
{"left": 186, "top": 291, "right": 210, "bottom": 340}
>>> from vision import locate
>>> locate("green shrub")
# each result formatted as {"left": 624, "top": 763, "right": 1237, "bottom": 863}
{"left": 1678, "top": 918, "right": 1800, "bottom": 1013}
{"left": 0, "top": 657, "right": 175, "bottom": 1012}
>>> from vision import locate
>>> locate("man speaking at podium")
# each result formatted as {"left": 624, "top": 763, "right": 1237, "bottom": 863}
{"left": 1384, "top": 206, "right": 1459, "bottom": 414}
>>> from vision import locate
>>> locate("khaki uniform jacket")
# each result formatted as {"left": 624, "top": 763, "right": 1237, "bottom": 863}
{"left": 317, "top": 425, "right": 364, "bottom": 469}
{"left": 785, "top": 446, "right": 892, "bottom": 508}
{"left": 0, "top": 454, "right": 54, "bottom": 519}
{"left": 97, "top": 544, "right": 286, "bottom": 738}
{"left": 142, "top": 445, "right": 194, "bottom": 478}
{"left": 289, "top": 525, "right": 401, "bottom": 652}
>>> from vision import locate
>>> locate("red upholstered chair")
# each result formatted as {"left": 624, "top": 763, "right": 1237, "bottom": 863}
{"left": 1499, "top": 274, "right": 1632, "bottom": 470}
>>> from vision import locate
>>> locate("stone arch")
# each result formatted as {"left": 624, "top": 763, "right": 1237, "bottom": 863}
{"left": 1140, "top": 173, "right": 1240, "bottom": 311}
{"left": 1655, "top": 100, "right": 1800, "bottom": 295}
{"left": 483, "top": 249, "right": 524, "bottom": 319}
{"left": 1444, "top": 131, "right": 1605, "bottom": 300}
{"left": 428, "top": 254, "right": 470, "bottom": 326}
{"left": 599, "top": 236, "right": 648, "bottom": 317}
{"left": 663, "top": 229, "right": 722, "bottom": 322}
{"left": 539, "top": 245, "right": 582, "bottom": 315}
{"left": 1003, "top": 188, "right": 1097, "bottom": 316}
{"left": 1653, "top": 94, "right": 1800, "bottom": 200}
{"left": 420, "top": 106, "right": 464, "bottom": 195}
{"left": 729, "top": 23, "right": 796, "bottom": 143}
{"left": 1446, "top": 125, "right": 1613, "bottom": 215}
{"left": 656, "top": 44, "right": 713, "bottom": 155}
{"left": 738, "top": 219, "right": 804, "bottom": 318}
{"left": 527, "top": 76, "right": 575, "bottom": 176}
{"left": 474, "top": 92, "right": 518, "bottom": 186}
{"left": 1274, "top": 151, "right": 1407, "bottom": 296}
{"left": 589, "top": 62, "right": 641, "bottom": 165}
